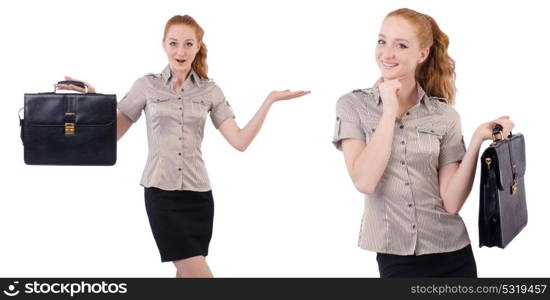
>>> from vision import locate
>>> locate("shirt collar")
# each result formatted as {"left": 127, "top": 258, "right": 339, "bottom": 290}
{"left": 160, "top": 65, "right": 201, "bottom": 88}
{"left": 372, "top": 81, "right": 435, "bottom": 113}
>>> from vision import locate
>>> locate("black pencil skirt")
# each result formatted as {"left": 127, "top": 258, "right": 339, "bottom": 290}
{"left": 376, "top": 244, "right": 477, "bottom": 278}
{"left": 144, "top": 186, "right": 214, "bottom": 262}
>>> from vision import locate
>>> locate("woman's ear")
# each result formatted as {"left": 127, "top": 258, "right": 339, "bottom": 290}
{"left": 419, "top": 47, "right": 430, "bottom": 63}
{"left": 197, "top": 40, "right": 202, "bottom": 54}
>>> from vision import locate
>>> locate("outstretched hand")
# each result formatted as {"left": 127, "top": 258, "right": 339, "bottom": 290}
{"left": 266, "top": 89, "right": 311, "bottom": 103}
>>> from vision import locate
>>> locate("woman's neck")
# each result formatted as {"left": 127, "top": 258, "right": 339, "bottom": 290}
{"left": 397, "top": 76, "right": 418, "bottom": 106}
{"left": 173, "top": 66, "right": 191, "bottom": 82}
{"left": 171, "top": 66, "right": 191, "bottom": 91}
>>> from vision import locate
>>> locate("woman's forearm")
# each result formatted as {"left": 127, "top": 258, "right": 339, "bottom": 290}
{"left": 116, "top": 111, "right": 133, "bottom": 141}
{"left": 352, "top": 112, "right": 396, "bottom": 194}
{"left": 220, "top": 90, "right": 308, "bottom": 151}
{"left": 441, "top": 134, "right": 484, "bottom": 213}
{"left": 228, "top": 98, "right": 274, "bottom": 151}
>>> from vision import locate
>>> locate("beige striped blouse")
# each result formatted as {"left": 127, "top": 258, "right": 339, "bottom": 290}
{"left": 332, "top": 82, "right": 471, "bottom": 255}
{"left": 118, "top": 65, "right": 235, "bottom": 192}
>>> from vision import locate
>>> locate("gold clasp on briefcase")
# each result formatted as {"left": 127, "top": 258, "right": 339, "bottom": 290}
{"left": 65, "top": 112, "right": 75, "bottom": 136}
{"left": 511, "top": 176, "right": 519, "bottom": 195}
{"left": 65, "top": 123, "right": 75, "bottom": 135}
{"left": 485, "top": 157, "right": 492, "bottom": 168}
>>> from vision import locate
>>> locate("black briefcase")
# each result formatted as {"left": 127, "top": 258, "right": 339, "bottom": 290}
{"left": 19, "top": 81, "right": 117, "bottom": 165}
{"left": 479, "top": 124, "right": 527, "bottom": 248}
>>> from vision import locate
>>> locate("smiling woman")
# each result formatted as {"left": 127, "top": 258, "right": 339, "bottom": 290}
{"left": 57, "top": 14, "right": 310, "bottom": 278}
{"left": 332, "top": 8, "right": 515, "bottom": 278}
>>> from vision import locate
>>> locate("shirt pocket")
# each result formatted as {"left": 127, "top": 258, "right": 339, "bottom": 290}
{"left": 184, "top": 97, "right": 211, "bottom": 126}
{"left": 416, "top": 125, "right": 444, "bottom": 165}
{"left": 146, "top": 96, "right": 172, "bottom": 122}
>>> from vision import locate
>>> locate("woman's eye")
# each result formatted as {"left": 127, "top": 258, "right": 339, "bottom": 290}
{"left": 169, "top": 42, "right": 176, "bottom": 46}
{"left": 397, "top": 43, "right": 408, "bottom": 49}
{"left": 377, "top": 39, "right": 385, "bottom": 45}
{"left": 186, "top": 42, "right": 193, "bottom": 47}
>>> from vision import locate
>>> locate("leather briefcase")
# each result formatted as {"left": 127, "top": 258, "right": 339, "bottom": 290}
{"left": 19, "top": 80, "right": 117, "bottom": 165}
{"left": 479, "top": 124, "right": 527, "bottom": 248}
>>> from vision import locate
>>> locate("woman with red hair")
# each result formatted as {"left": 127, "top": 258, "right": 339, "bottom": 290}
{"left": 59, "top": 15, "right": 309, "bottom": 277}
{"left": 332, "top": 8, "right": 514, "bottom": 277}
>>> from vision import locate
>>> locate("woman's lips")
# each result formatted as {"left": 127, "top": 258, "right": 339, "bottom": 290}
{"left": 175, "top": 59, "right": 186, "bottom": 64}
{"left": 381, "top": 61, "right": 398, "bottom": 68}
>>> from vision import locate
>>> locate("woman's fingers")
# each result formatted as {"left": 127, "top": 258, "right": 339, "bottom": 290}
{"left": 493, "top": 118, "right": 515, "bottom": 138}
{"left": 286, "top": 90, "right": 310, "bottom": 99}
{"left": 480, "top": 116, "right": 515, "bottom": 141}
{"left": 495, "top": 119, "right": 514, "bottom": 129}
{"left": 272, "top": 90, "right": 311, "bottom": 100}
{"left": 63, "top": 76, "right": 85, "bottom": 85}
{"left": 58, "top": 76, "right": 96, "bottom": 93}
{"left": 56, "top": 83, "right": 86, "bottom": 93}
{"left": 63, "top": 75, "right": 88, "bottom": 85}
{"left": 293, "top": 90, "right": 310, "bottom": 95}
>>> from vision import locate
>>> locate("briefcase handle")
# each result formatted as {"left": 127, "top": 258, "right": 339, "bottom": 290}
{"left": 53, "top": 80, "right": 88, "bottom": 94}
{"left": 492, "top": 124, "right": 512, "bottom": 142}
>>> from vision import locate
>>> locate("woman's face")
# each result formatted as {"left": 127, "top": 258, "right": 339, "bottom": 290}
{"left": 163, "top": 24, "right": 201, "bottom": 74}
{"left": 375, "top": 16, "right": 429, "bottom": 81}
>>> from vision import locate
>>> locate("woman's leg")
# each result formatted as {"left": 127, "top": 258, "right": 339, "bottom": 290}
{"left": 173, "top": 255, "right": 213, "bottom": 278}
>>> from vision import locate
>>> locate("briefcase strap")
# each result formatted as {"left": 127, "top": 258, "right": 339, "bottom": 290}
{"left": 492, "top": 124, "right": 520, "bottom": 195}
{"left": 506, "top": 136, "right": 520, "bottom": 195}
{"left": 18, "top": 107, "right": 24, "bottom": 144}
{"left": 483, "top": 158, "right": 499, "bottom": 224}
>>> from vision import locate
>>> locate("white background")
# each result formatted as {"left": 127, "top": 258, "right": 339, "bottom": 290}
{"left": 1, "top": 0, "right": 548, "bottom": 277}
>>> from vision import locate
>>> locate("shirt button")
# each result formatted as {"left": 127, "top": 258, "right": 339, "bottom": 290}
{"left": 178, "top": 168, "right": 182, "bottom": 171}
{"left": 405, "top": 182, "right": 410, "bottom": 186}
{"left": 179, "top": 122, "right": 182, "bottom": 125}
{"left": 178, "top": 137, "right": 182, "bottom": 140}
{"left": 178, "top": 153, "right": 182, "bottom": 156}
{"left": 372, "top": 128, "right": 376, "bottom": 132}
{"left": 401, "top": 141, "right": 405, "bottom": 145}
{"left": 412, "top": 224, "right": 416, "bottom": 229}
{"left": 401, "top": 160, "right": 405, "bottom": 165}
{"left": 179, "top": 107, "right": 183, "bottom": 110}
{"left": 178, "top": 97, "right": 182, "bottom": 100}
{"left": 408, "top": 203, "right": 413, "bottom": 207}
{"left": 406, "top": 112, "right": 410, "bottom": 116}
{"left": 399, "top": 125, "right": 404, "bottom": 129}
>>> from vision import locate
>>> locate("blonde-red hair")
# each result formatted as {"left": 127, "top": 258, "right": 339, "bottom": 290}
{"left": 163, "top": 15, "right": 209, "bottom": 79}
{"left": 387, "top": 8, "right": 456, "bottom": 104}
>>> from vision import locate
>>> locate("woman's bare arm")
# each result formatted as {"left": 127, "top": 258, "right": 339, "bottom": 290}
{"left": 217, "top": 90, "right": 309, "bottom": 152}
{"left": 341, "top": 111, "right": 396, "bottom": 194}
{"left": 117, "top": 111, "right": 133, "bottom": 141}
